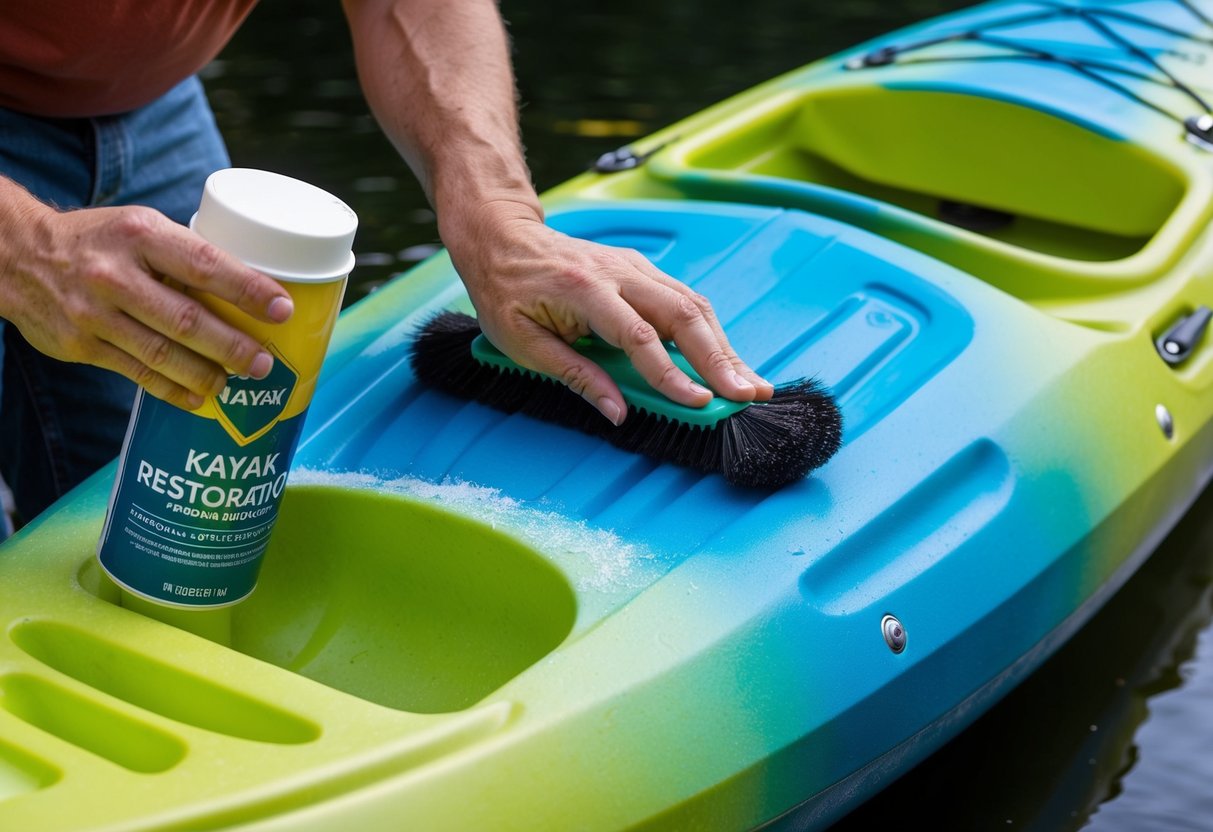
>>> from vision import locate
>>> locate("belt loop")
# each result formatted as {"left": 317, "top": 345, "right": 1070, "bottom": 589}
{"left": 88, "top": 115, "right": 128, "bottom": 206}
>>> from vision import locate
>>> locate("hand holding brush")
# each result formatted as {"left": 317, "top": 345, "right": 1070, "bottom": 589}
{"left": 438, "top": 210, "right": 774, "bottom": 425}
{"left": 409, "top": 311, "right": 843, "bottom": 488}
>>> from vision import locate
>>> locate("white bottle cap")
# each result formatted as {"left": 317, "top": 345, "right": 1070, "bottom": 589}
{"left": 190, "top": 168, "right": 358, "bottom": 282}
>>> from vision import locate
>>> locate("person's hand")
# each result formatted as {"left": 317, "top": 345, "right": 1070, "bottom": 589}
{"left": 0, "top": 198, "right": 294, "bottom": 410}
{"left": 443, "top": 200, "right": 774, "bottom": 426}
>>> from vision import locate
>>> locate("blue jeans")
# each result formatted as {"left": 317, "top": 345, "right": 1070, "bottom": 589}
{"left": 0, "top": 76, "right": 230, "bottom": 534}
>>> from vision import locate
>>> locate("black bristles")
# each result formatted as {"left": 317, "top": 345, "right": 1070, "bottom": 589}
{"left": 409, "top": 311, "right": 843, "bottom": 488}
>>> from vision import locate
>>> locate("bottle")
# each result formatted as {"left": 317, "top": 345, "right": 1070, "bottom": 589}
{"left": 97, "top": 168, "right": 357, "bottom": 637}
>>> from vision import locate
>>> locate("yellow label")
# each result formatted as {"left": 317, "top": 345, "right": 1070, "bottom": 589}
{"left": 188, "top": 277, "right": 347, "bottom": 428}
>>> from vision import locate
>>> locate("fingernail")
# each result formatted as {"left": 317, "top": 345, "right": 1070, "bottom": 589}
{"left": 250, "top": 351, "right": 274, "bottom": 379}
{"left": 689, "top": 382, "right": 712, "bottom": 398}
{"left": 185, "top": 392, "right": 205, "bottom": 410}
{"left": 268, "top": 296, "right": 294, "bottom": 322}
{"left": 598, "top": 397, "right": 624, "bottom": 426}
{"left": 732, "top": 372, "right": 756, "bottom": 391}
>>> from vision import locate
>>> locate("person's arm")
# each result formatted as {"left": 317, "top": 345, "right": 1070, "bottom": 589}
{"left": 342, "top": 0, "right": 773, "bottom": 425}
{"left": 0, "top": 176, "right": 295, "bottom": 410}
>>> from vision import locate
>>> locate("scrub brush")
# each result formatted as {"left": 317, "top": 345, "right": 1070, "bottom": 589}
{"left": 408, "top": 311, "right": 842, "bottom": 488}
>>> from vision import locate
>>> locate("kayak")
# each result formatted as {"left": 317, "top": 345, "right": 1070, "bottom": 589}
{"left": 3, "top": 0, "right": 1212, "bottom": 829}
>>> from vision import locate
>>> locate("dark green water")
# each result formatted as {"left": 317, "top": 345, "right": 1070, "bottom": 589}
{"left": 207, "top": 0, "right": 977, "bottom": 300}
{"left": 206, "top": 2, "right": 1213, "bottom": 829}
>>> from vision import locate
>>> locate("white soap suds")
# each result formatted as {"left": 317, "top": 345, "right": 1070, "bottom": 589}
{"left": 289, "top": 468, "right": 657, "bottom": 594}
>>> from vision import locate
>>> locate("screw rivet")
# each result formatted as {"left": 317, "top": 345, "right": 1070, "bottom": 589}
{"left": 1156, "top": 404, "right": 1174, "bottom": 440}
{"left": 881, "top": 614, "right": 907, "bottom": 654}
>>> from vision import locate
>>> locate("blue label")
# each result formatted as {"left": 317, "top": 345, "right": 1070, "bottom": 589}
{"left": 97, "top": 390, "right": 306, "bottom": 607}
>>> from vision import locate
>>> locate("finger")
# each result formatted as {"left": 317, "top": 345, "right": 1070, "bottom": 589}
{"left": 620, "top": 278, "right": 759, "bottom": 403}
{"left": 591, "top": 294, "right": 715, "bottom": 409}
{"left": 90, "top": 338, "right": 206, "bottom": 411}
{"left": 135, "top": 217, "right": 294, "bottom": 324}
{"left": 625, "top": 256, "right": 775, "bottom": 401}
{"left": 681, "top": 288, "right": 774, "bottom": 400}
{"left": 110, "top": 278, "right": 274, "bottom": 381}
{"left": 498, "top": 319, "right": 628, "bottom": 426}
{"left": 99, "top": 310, "right": 235, "bottom": 399}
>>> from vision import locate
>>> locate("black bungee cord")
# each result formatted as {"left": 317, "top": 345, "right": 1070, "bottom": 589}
{"left": 843, "top": 0, "right": 1213, "bottom": 144}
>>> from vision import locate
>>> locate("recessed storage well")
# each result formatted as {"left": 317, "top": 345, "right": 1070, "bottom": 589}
{"left": 228, "top": 486, "right": 577, "bottom": 714}
{"left": 669, "top": 85, "right": 1187, "bottom": 263}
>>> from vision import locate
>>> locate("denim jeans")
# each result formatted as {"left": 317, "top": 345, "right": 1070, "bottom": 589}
{"left": 0, "top": 76, "right": 231, "bottom": 534}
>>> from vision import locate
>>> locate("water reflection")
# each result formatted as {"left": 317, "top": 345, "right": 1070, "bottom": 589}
{"left": 206, "top": 1, "right": 1213, "bottom": 828}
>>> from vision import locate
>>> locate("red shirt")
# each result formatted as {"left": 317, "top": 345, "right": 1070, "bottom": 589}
{"left": 0, "top": 0, "right": 257, "bottom": 117}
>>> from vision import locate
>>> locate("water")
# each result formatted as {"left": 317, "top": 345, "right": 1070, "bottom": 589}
{"left": 206, "top": 1, "right": 1213, "bottom": 829}
{"left": 208, "top": 0, "right": 976, "bottom": 300}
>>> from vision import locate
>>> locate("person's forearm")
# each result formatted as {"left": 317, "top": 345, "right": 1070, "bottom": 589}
{"left": 0, "top": 176, "right": 56, "bottom": 321}
{"left": 342, "top": 0, "right": 541, "bottom": 236}
{"left": 343, "top": 0, "right": 773, "bottom": 417}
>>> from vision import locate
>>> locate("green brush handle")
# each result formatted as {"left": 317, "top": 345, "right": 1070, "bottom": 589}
{"left": 470, "top": 334, "right": 750, "bottom": 428}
